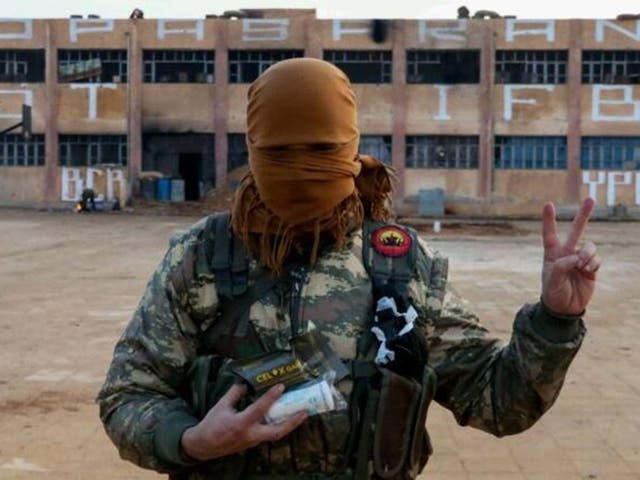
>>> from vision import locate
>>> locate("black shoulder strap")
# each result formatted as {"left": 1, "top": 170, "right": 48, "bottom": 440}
{"left": 210, "top": 212, "right": 250, "bottom": 299}
{"left": 362, "top": 218, "right": 420, "bottom": 296}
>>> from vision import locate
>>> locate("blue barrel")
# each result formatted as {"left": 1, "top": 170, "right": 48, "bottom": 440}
{"left": 155, "top": 178, "right": 171, "bottom": 201}
{"left": 171, "top": 179, "right": 185, "bottom": 202}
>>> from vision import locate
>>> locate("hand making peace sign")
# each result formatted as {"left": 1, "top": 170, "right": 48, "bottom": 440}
{"left": 541, "top": 197, "right": 601, "bottom": 316}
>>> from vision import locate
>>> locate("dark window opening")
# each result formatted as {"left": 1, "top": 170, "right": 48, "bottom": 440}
{"left": 582, "top": 50, "right": 640, "bottom": 84}
{"left": 144, "top": 50, "right": 214, "bottom": 83}
{"left": 407, "top": 50, "right": 480, "bottom": 84}
{"left": 59, "top": 135, "right": 127, "bottom": 166}
{"left": 0, "top": 134, "right": 44, "bottom": 166}
{"left": 494, "top": 136, "right": 566, "bottom": 169}
{"left": 229, "top": 50, "right": 304, "bottom": 83}
{"left": 58, "top": 50, "right": 128, "bottom": 83}
{"left": 360, "top": 135, "right": 392, "bottom": 165}
{"left": 581, "top": 137, "right": 640, "bottom": 170}
{"left": 228, "top": 133, "right": 248, "bottom": 172}
{"left": 324, "top": 50, "right": 392, "bottom": 84}
{"left": 406, "top": 136, "right": 478, "bottom": 169}
{"left": 0, "top": 50, "right": 45, "bottom": 82}
{"left": 495, "top": 50, "right": 567, "bottom": 84}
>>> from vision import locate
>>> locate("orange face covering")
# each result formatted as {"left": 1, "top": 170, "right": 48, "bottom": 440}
{"left": 232, "top": 58, "right": 393, "bottom": 272}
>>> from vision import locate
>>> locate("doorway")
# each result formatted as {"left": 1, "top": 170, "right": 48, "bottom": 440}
{"left": 179, "top": 153, "right": 202, "bottom": 201}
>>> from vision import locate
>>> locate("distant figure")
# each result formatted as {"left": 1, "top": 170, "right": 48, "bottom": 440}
{"left": 129, "top": 8, "right": 144, "bottom": 20}
{"left": 457, "top": 6, "right": 470, "bottom": 19}
{"left": 473, "top": 10, "right": 502, "bottom": 19}
{"left": 78, "top": 188, "right": 96, "bottom": 212}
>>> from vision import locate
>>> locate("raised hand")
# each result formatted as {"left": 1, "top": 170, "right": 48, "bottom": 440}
{"left": 541, "top": 198, "right": 601, "bottom": 316}
{"left": 181, "top": 383, "right": 308, "bottom": 462}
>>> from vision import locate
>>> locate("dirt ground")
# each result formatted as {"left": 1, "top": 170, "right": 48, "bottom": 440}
{"left": 0, "top": 209, "right": 638, "bottom": 480}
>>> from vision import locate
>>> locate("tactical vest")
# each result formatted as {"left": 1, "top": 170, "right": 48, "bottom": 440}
{"left": 179, "top": 213, "right": 448, "bottom": 480}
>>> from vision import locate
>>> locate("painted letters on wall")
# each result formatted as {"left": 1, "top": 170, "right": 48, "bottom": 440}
{"left": 591, "top": 85, "right": 640, "bottom": 122}
{"left": 595, "top": 20, "right": 640, "bottom": 42}
{"left": 69, "top": 18, "right": 114, "bottom": 42}
{"left": 503, "top": 85, "right": 554, "bottom": 121}
{"left": 505, "top": 19, "right": 556, "bottom": 42}
{"left": 332, "top": 20, "right": 370, "bottom": 41}
{"left": 61, "top": 167, "right": 127, "bottom": 202}
{"left": 418, "top": 20, "right": 467, "bottom": 42}
{"left": 242, "top": 19, "right": 289, "bottom": 42}
{"left": 583, "top": 170, "right": 640, "bottom": 206}
{"left": 157, "top": 19, "right": 204, "bottom": 40}
{"left": 0, "top": 19, "right": 33, "bottom": 40}
{"left": 70, "top": 83, "right": 117, "bottom": 120}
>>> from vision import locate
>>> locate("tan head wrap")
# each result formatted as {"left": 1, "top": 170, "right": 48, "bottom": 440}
{"left": 231, "top": 58, "right": 393, "bottom": 272}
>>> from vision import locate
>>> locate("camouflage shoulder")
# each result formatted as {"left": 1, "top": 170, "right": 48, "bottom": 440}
{"left": 163, "top": 213, "right": 226, "bottom": 296}
{"left": 384, "top": 224, "right": 447, "bottom": 319}
{"left": 413, "top": 233, "right": 438, "bottom": 260}
{"left": 168, "top": 214, "right": 219, "bottom": 249}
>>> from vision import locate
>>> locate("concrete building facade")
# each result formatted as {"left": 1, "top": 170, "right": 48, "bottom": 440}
{"left": 1, "top": 11, "right": 639, "bottom": 214}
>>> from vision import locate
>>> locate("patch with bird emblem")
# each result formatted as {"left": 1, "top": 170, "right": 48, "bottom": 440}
{"left": 371, "top": 225, "right": 412, "bottom": 257}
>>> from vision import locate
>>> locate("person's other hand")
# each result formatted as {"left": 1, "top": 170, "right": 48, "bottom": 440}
{"left": 541, "top": 197, "right": 601, "bottom": 316}
{"left": 181, "top": 383, "right": 308, "bottom": 462}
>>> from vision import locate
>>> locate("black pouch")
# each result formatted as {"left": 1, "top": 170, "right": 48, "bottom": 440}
{"left": 372, "top": 368, "right": 421, "bottom": 479}
{"left": 370, "top": 364, "right": 437, "bottom": 479}
{"left": 407, "top": 365, "right": 436, "bottom": 477}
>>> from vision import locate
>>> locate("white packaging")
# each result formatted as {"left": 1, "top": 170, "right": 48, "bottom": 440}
{"left": 265, "top": 379, "right": 335, "bottom": 424}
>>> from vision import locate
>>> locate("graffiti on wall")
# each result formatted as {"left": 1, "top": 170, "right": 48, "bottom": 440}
{"left": 61, "top": 167, "right": 127, "bottom": 202}
{"left": 69, "top": 83, "right": 117, "bottom": 120}
{"left": 2, "top": 17, "right": 640, "bottom": 43}
{"left": 583, "top": 171, "right": 640, "bottom": 206}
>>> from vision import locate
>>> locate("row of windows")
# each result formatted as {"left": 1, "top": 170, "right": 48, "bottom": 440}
{"left": 226, "top": 135, "right": 640, "bottom": 170}
{"left": 7, "top": 49, "right": 640, "bottom": 85}
{"left": 0, "top": 134, "right": 44, "bottom": 166}
{"left": 2, "top": 134, "right": 639, "bottom": 170}
{"left": 59, "top": 135, "right": 128, "bottom": 166}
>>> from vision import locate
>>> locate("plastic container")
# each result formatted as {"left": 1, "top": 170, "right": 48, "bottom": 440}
{"left": 156, "top": 178, "right": 171, "bottom": 201}
{"left": 171, "top": 179, "right": 185, "bottom": 202}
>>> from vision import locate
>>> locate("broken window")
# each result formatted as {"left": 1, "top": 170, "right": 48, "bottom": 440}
{"left": 406, "top": 136, "right": 478, "bottom": 168}
{"left": 228, "top": 133, "right": 248, "bottom": 171}
{"left": 359, "top": 135, "right": 392, "bottom": 165}
{"left": 0, "top": 50, "right": 45, "bottom": 82}
{"left": 229, "top": 50, "right": 304, "bottom": 83}
{"left": 407, "top": 50, "right": 480, "bottom": 84}
{"left": 0, "top": 134, "right": 44, "bottom": 166}
{"left": 58, "top": 50, "right": 128, "bottom": 83}
{"left": 582, "top": 51, "right": 640, "bottom": 84}
{"left": 143, "top": 50, "right": 214, "bottom": 83}
{"left": 59, "top": 135, "right": 127, "bottom": 166}
{"left": 324, "top": 50, "right": 392, "bottom": 84}
{"left": 494, "top": 136, "right": 566, "bottom": 169}
{"left": 495, "top": 50, "right": 567, "bottom": 84}
{"left": 581, "top": 137, "right": 640, "bottom": 170}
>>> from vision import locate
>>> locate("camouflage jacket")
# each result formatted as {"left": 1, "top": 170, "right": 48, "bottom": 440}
{"left": 97, "top": 216, "right": 586, "bottom": 478}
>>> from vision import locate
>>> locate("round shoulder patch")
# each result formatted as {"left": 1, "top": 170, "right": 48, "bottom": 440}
{"left": 371, "top": 225, "right": 412, "bottom": 257}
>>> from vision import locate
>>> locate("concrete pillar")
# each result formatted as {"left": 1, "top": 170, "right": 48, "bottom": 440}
{"left": 304, "top": 16, "right": 323, "bottom": 59}
{"left": 43, "top": 20, "right": 59, "bottom": 204}
{"left": 127, "top": 21, "right": 143, "bottom": 199}
{"left": 391, "top": 20, "right": 407, "bottom": 203}
{"left": 566, "top": 20, "right": 583, "bottom": 204}
{"left": 214, "top": 20, "right": 229, "bottom": 188}
{"left": 478, "top": 22, "right": 495, "bottom": 202}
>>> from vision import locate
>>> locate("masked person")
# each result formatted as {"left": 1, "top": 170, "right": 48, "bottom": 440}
{"left": 97, "top": 58, "right": 600, "bottom": 479}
